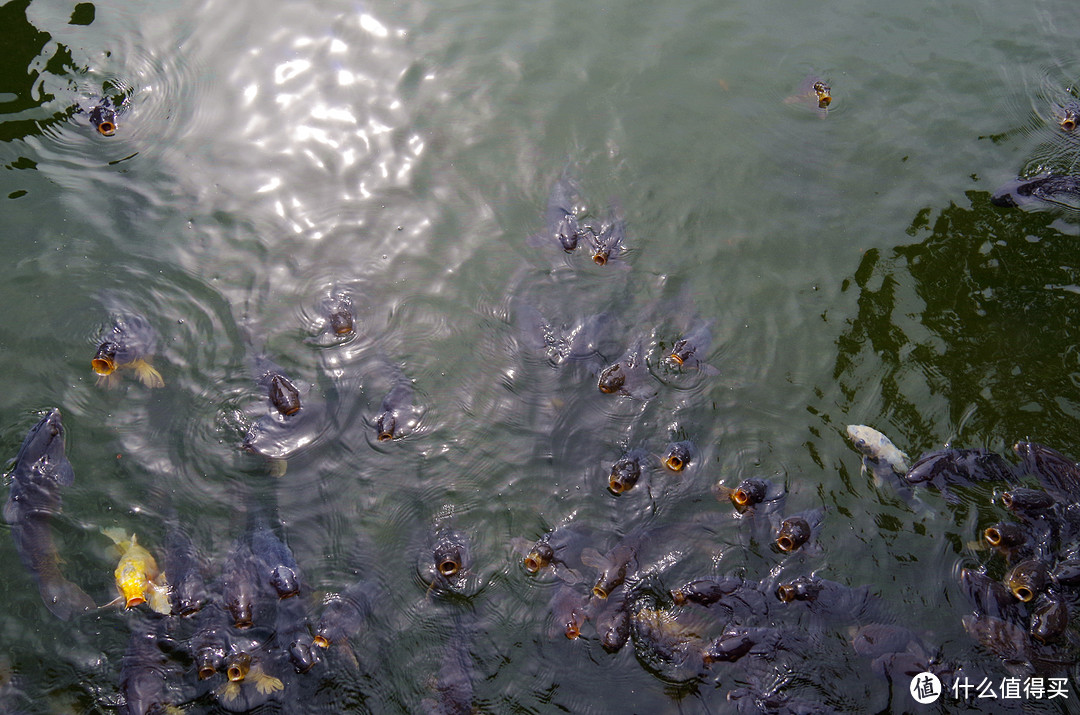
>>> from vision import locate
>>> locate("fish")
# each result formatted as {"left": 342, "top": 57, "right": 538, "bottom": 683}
{"left": 672, "top": 577, "right": 770, "bottom": 621}
{"left": 1004, "top": 559, "right": 1050, "bottom": 603}
{"left": 629, "top": 605, "right": 706, "bottom": 680}
{"left": 666, "top": 319, "right": 717, "bottom": 373}
{"left": 702, "top": 625, "right": 801, "bottom": 664}
{"left": 1050, "top": 558, "right": 1080, "bottom": 588}
{"left": 3, "top": 409, "right": 94, "bottom": 620}
{"left": 429, "top": 525, "right": 470, "bottom": 587}
{"left": 161, "top": 520, "right": 207, "bottom": 616}
{"left": 76, "top": 96, "right": 120, "bottom": 136}
{"left": 670, "top": 577, "right": 743, "bottom": 607}
{"left": 1013, "top": 441, "right": 1080, "bottom": 503}
{"left": 588, "top": 200, "right": 626, "bottom": 266}
{"left": 513, "top": 522, "right": 588, "bottom": 583}
{"left": 581, "top": 541, "right": 639, "bottom": 599}
{"left": 422, "top": 616, "right": 475, "bottom": 715}
{"left": 595, "top": 587, "right": 631, "bottom": 651}
{"left": 595, "top": 339, "right": 654, "bottom": 399}
{"left": 774, "top": 575, "right": 881, "bottom": 623}
{"left": 323, "top": 294, "right": 355, "bottom": 336}
{"left": 607, "top": 447, "right": 653, "bottom": 495}
{"left": 991, "top": 173, "right": 1080, "bottom": 210}
{"left": 102, "top": 528, "right": 170, "bottom": 614}
{"left": 249, "top": 515, "right": 302, "bottom": 599}
{"left": 548, "top": 585, "right": 588, "bottom": 640}
{"left": 514, "top": 302, "right": 619, "bottom": 369}
{"left": 962, "top": 614, "right": 1036, "bottom": 672}
{"left": 783, "top": 74, "right": 832, "bottom": 113}
{"left": 215, "top": 637, "right": 285, "bottom": 708}
{"left": 1055, "top": 100, "right": 1080, "bottom": 131}
{"left": 373, "top": 367, "right": 414, "bottom": 442}
{"left": 774, "top": 508, "right": 824, "bottom": 553}
{"left": 118, "top": 617, "right": 175, "bottom": 715}
{"left": 252, "top": 356, "right": 302, "bottom": 417}
{"left": 92, "top": 310, "right": 164, "bottom": 388}
{"left": 713, "top": 477, "right": 785, "bottom": 514}
{"left": 314, "top": 579, "right": 374, "bottom": 649}
{"left": 902, "top": 448, "right": 1016, "bottom": 499}
{"left": 1029, "top": 593, "right": 1069, "bottom": 644}
{"left": 661, "top": 440, "right": 696, "bottom": 473}
{"left": 845, "top": 425, "right": 910, "bottom": 485}
{"left": 221, "top": 533, "right": 261, "bottom": 628}
{"left": 960, "top": 568, "right": 1024, "bottom": 622}
{"left": 527, "top": 174, "right": 588, "bottom": 253}
{"left": 1000, "top": 487, "right": 1056, "bottom": 521}
{"left": 190, "top": 604, "right": 230, "bottom": 679}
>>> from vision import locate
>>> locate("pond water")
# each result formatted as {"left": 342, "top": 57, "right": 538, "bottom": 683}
{"left": 2, "top": 0, "right": 1080, "bottom": 712}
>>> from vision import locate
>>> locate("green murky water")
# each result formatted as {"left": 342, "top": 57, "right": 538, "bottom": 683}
{"left": 2, "top": 0, "right": 1080, "bottom": 712}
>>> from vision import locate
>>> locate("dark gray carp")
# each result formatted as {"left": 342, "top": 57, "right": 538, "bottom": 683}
{"left": 3, "top": 409, "right": 94, "bottom": 620}
{"left": 991, "top": 173, "right": 1080, "bottom": 210}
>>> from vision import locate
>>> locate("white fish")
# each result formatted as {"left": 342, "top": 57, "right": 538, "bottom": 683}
{"left": 845, "top": 425, "right": 910, "bottom": 484}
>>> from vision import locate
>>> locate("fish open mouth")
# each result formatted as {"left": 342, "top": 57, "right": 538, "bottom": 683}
{"left": 564, "top": 622, "right": 580, "bottom": 639}
{"left": 92, "top": 357, "right": 117, "bottom": 375}
{"left": 668, "top": 353, "right": 684, "bottom": 366}
{"left": 983, "top": 526, "right": 1004, "bottom": 547}
{"left": 438, "top": 559, "right": 461, "bottom": 577}
{"left": 523, "top": 554, "right": 543, "bottom": 573}
{"left": 377, "top": 431, "right": 393, "bottom": 442}
{"left": 732, "top": 488, "right": 753, "bottom": 507}
{"left": 776, "top": 536, "right": 796, "bottom": 552}
{"left": 664, "top": 456, "right": 685, "bottom": 471}
{"left": 776, "top": 585, "right": 797, "bottom": 602}
{"left": 592, "top": 585, "right": 608, "bottom": 599}
{"left": 313, "top": 635, "right": 330, "bottom": 649}
{"left": 96, "top": 121, "right": 116, "bottom": 136}
{"left": 592, "top": 252, "right": 608, "bottom": 266}
{"left": 124, "top": 595, "right": 145, "bottom": 608}
{"left": 608, "top": 479, "right": 627, "bottom": 494}
{"left": 1012, "top": 585, "right": 1035, "bottom": 602}
{"left": 198, "top": 665, "right": 217, "bottom": 680}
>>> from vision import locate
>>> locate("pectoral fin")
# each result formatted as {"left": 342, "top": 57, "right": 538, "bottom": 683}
{"left": 132, "top": 360, "right": 165, "bottom": 388}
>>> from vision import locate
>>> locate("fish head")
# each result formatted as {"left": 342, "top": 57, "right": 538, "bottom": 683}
{"left": 608, "top": 455, "right": 642, "bottom": 494}
{"left": 732, "top": 479, "right": 766, "bottom": 508}
{"left": 88, "top": 103, "right": 117, "bottom": 136}
{"left": 269, "top": 375, "right": 301, "bottom": 416}
{"left": 983, "top": 522, "right": 1025, "bottom": 550}
{"left": 667, "top": 338, "right": 692, "bottom": 366}
{"left": 775, "top": 576, "right": 821, "bottom": 603}
{"left": 225, "top": 652, "right": 252, "bottom": 682}
{"left": 1058, "top": 103, "right": 1080, "bottom": 131}
{"left": 663, "top": 442, "right": 692, "bottom": 472}
{"left": 434, "top": 542, "right": 465, "bottom": 578}
{"left": 92, "top": 341, "right": 120, "bottom": 375}
{"left": 812, "top": 81, "right": 832, "bottom": 108}
{"left": 375, "top": 410, "right": 396, "bottom": 441}
{"left": 195, "top": 641, "right": 227, "bottom": 679}
{"left": 776, "top": 517, "right": 811, "bottom": 552}
{"left": 270, "top": 565, "right": 300, "bottom": 599}
{"left": 523, "top": 542, "right": 554, "bottom": 574}
{"left": 597, "top": 363, "right": 625, "bottom": 394}
{"left": 328, "top": 307, "right": 355, "bottom": 335}
{"left": 1005, "top": 560, "right": 1048, "bottom": 603}
{"left": 289, "top": 639, "right": 321, "bottom": 672}
{"left": 226, "top": 590, "right": 254, "bottom": 628}
{"left": 115, "top": 561, "right": 151, "bottom": 608}
{"left": 16, "top": 409, "right": 70, "bottom": 481}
